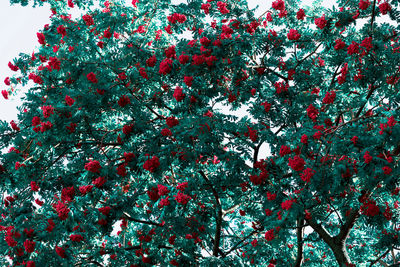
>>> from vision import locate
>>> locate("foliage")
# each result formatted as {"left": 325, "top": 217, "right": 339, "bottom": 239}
{"left": 1, "top": 0, "right": 400, "bottom": 266}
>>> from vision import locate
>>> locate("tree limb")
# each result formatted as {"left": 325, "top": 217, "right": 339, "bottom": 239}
{"left": 199, "top": 170, "right": 223, "bottom": 257}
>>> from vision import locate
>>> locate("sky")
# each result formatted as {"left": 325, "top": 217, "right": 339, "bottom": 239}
{"left": 0, "top": 0, "right": 341, "bottom": 122}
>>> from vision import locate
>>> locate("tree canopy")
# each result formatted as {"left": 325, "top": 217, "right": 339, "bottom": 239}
{"left": 1, "top": 0, "right": 400, "bottom": 266}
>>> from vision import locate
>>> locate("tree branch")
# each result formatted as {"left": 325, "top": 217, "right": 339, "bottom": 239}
{"left": 369, "top": 247, "right": 391, "bottom": 266}
{"left": 336, "top": 208, "right": 360, "bottom": 242}
{"left": 122, "top": 212, "right": 163, "bottom": 226}
{"left": 294, "top": 218, "right": 304, "bottom": 267}
{"left": 199, "top": 170, "right": 223, "bottom": 257}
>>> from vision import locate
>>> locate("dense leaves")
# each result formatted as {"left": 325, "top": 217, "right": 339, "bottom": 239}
{"left": 1, "top": 0, "right": 400, "bottom": 266}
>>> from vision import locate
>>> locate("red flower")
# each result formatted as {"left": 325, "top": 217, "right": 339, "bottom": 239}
{"left": 201, "top": 3, "right": 211, "bottom": 14}
{"left": 30, "top": 181, "right": 39, "bottom": 192}
{"left": 143, "top": 156, "right": 160, "bottom": 172}
{"left": 56, "top": 246, "right": 66, "bottom": 258}
{"left": 287, "top": 29, "right": 301, "bottom": 41}
{"left": 168, "top": 235, "right": 176, "bottom": 245}
{"left": 146, "top": 55, "right": 157, "bottom": 67}
{"left": 297, "top": 9, "right": 305, "bottom": 20}
{"left": 29, "top": 73, "right": 43, "bottom": 84}
{"left": 139, "top": 68, "right": 148, "bottom": 79}
{"left": 306, "top": 104, "right": 319, "bottom": 122}
{"left": 82, "top": 14, "right": 94, "bottom": 26}
{"left": 165, "top": 45, "right": 176, "bottom": 58}
{"left": 115, "top": 162, "right": 126, "bottom": 176}
{"left": 192, "top": 54, "right": 205, "bottom": 65}
{"left": 161, "top": 128, "right": 172, "bottom": 136}
{"left": 66, "top": 122, "right": 77, "bottom": 133}
{"left": 173, "top": 86, "right": 186, "bottom": 102}
{"left": 147, "top": 186, "right": 160, "bottom": 201}
{"left": 87, "top": 72, "right": 98, "bottom": 83}
{"left": 85, "top": 160, "right": 102, "bottom": 173}
{"left": 165, "top": 25, "right": 173, "bottom": 34}
{"left": 361, "top": 199, "right": 380, "bottom": 216}
{"left": 79, "top": 185, "right": 93, "bottom": 195}
{"left": 54, "top": 201, "right": 70, "bottom": 220}
{"left": 281, "top": 199, "right": 295, "bottom": 210}
{"left": 118, "top": 95, "right": 131, "bottom": 107}
{"left": 322, "top": 91, "right": 336, "bottom": 104}
{"left": 387, "top": 116, "right": 397, "bottom": 127}
{"left": 122, "top": 124, "right": 134, "bottom": 135}
{"left": 124, "top": 152, "right": 135, "bottom": 162}
{"left": 57, "top": 25, "right": 67, "bottom": 37}
{"left": 265, "top": 209, "right": 272, "bottom": 216}
{"left": 359, "top": 0, "right": 370, "bottom": 10}
{"left": 43, "top": 219, "right": 55, "bottom": 233}
{"left": 300, "top": 168, "right": 315, "bottom": 183}
{"left": 37, "top": 32, "right": 45, "bottom": 44}
{"left": 1, "top": 90, "right": 8, "bottom": 100}
{"left": 10, "top": 120, "right": 20, "bottom": 131}
{"left": 265, "top": 229, "right": 274, "bottom": 241}
{"left": 24, "top": 239, "right": 36, "bottom": 253}
{"left": 99, "top": 206, "right": 111, "bottom": 216}
{"left": 61, "top": 186, "right": 75, "bottom": 202}
{"left": 267, "top": 192, "right": 276, "bottom": 200}
{"left": 379, "top": 2, "right": 391, "bottom": 15}
{"left": 179, "top": 54, "right": 190, "bottom": 64}
{"left": 174, "top": 191, "right": 191, "bottom": 205}
{"left": 313, "top": 130, "right": 322, "bottom": 139}
{"left": 382, "top": 166, "right": 392, "bottom": 175}
{"left": 360, "top": 37, "right": 373, "bottom": 52}
{"left": 167, "top": 13, "right": 186, "bottom": 24}
{"left": 103, "top": 28, "right": 112, "bottom": 38}
{"left": 8, "top": 61, "right": 19, "bottom": 71}
{"left": 250, "top": 171, "right": 268, "bottom": 185}
{"left": 274, "top": 81, "right": 289, "bottom": 94}
{"left": 315, "top": 15, "right": 327, "bottom": 29}
{"left": 70, "top": 234, "right": 84, "bottom": 242}
{"left": 35, "top": 199, "right": 44, "bottom": 206}
{"left": 5, "top": 234, "right": 17, "bottom": 247}
{"left": 4, "top": 77, "right": 10, "bottom": 85}
{"left": 364, "top": 151, "right": 373, "bottom": 164}
{"left": 217, "top": 1, "right": 229, "bottom": 14}
{"left": 300, "top": 134, "right": 308, "bottom": 144}
{"left": 272, "top": 0, "right": 285, "bottom": 10}
{"left": 351, "top": 136, "right": 358, "bottom": 145}
{"left": 279, "top": 145, "right": 291, "bottom": 157}
{"left": 288, "top": 156, "right": 305, "bottom": 171}
{"left": 48, "top": 57, "right": 61, "bottom": 71}
{"left": 184, "top": 76, "right": 193, "bottom": 87}
{"left": 334, "top": 39, "right": 346, "bottom": 50}
{"left": 93, "top": 176, "right": 107, "bottom": 188}
{"left": 166, "top": 116, "right": 179, "bottom": 128}
{"left": 157, "top": 184, "right": 169, "bottom": 196}
{"left": 65, "top": 95, "right": 75, "bottom": 106}
{"left": 41, "top": 105, "right": 54, "bottom": 118}
{"left": 347, "top": 41, "right": 359, "bottom": 55}
{"left": 159, "top": 58, "right": 173, "bottom": 75}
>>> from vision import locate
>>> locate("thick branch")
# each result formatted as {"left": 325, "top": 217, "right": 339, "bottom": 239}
{"left": 294, "top": 218, "right": 304, "bottom": 267}
{"left": 199, "top": 170, "right": 223, "bottom": 257}
{"left": 370, "top": 0, "right": 377, "bottom": 35}
{"left": 336, "top": 208, "right": 360, "bottom": 242}
{"left": 306, "top": 217, "right": 334, "bottom": 247}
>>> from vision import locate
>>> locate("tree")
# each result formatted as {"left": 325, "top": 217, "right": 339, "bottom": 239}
{"left": 1, "top": 0, "right": 400, "bottom": 265}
